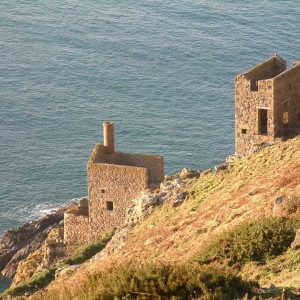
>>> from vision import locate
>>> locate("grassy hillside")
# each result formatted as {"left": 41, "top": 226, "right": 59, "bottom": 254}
{"left": 99, "top": 137, "right": 300, "bottom": 266}
{"left": 5, "top": 137, "right": 300, "bottom": 299}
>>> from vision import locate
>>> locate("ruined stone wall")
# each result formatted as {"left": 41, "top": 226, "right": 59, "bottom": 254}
{"left": 243, "top": 56, "right": 286, "bottom": 82}
{"left": 235, "top": 76, "right": 275, "bottom": 153}
{"left": 92, "top": 144, "right": 164, "bottom": 184}
{"left": 64, "top": 213, "right": 89, "bottom": 246}
{"left": 64, "top": 198, "right": 89, "bottom": 246}
{"left": 273, "top": 64, "right": 300, "bottom": 138}
{"left": 88, "top": 162, "right": 148, "bottom": 241}
{"left": 114, "top": 153, "right": 164, "bottom": 184}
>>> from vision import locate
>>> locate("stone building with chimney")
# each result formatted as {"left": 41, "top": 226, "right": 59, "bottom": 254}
{"left": 235, "top": 54, "right": 300, "bottom": 154}
{"left": 64, "top": 122, "right": 164, "bottom": 245}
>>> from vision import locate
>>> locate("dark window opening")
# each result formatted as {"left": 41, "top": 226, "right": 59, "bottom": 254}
{"left": 250, "top": 80, "right": 258, "bottom": 92}
{"left": 100, "top": 188, "right": 105, "bottom": 193}
{"left": 241, "top": 128, "right": 247, "bottom": 134}
{"left": 258, "top": 109, "right": 268, "bottom": 135}
{"left": 283, "top": 101, "right": 288, "bottom": 112}
{"left": 106, "top": 201, "right": 113, "bottom": 211}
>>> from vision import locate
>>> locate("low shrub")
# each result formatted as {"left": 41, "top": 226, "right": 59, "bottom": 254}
{"left": 194, "top": 216, "right": 300, "bottom": 266}
{"left": 85, "top": 263, "right": 253, "bottom": 300}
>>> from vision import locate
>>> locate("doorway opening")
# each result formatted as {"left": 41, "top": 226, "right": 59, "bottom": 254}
{"left": 258, "top": 109, "right": 268, "bottom": 135}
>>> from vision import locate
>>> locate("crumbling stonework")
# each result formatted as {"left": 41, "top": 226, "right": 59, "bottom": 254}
{"left": 64, "top": 122, "right": 164, "bottom": 245}
{"left": 235, "top": 55, "right": 300, "bottom": 153}
{"left": 88, "top": 159, "right": 148, "bottom": 241}
{"left": 64, "top": 198, "right": 89, "bottom": 246}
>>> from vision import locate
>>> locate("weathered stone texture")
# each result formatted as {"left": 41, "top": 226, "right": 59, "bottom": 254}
{"left": 273, "top": 65, "right": 300, "bottom": 138}
{"left": 93, "top": 145, "right": 164, "bottom": 184}
{"left": 64, "top": 214, "right": 89, "bottom": 246}
{"left": 64, "top": 198, "right": 89, "bottom": 246}
{"left": 0, "top": 209, "right": 65, "bottom": 276}
{"left": 64, "top": 124, "right": 164, "bottom": 246}
{"left": 88, "top": 162, "right": 148, "bottom": 241}
{"left": 83, "top": 123, "right": 164, "bottom": 242}
{"left": 235, "top": 55, "right": 300, "bottom": 153}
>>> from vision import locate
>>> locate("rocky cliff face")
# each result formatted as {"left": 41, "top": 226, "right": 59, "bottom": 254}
{"left": 0, "top": 209, "right": 65, "bottom": 279}
{"left": 0, "top": 202, "right": 81, "bottom": 287}
{"left": 0, "top": 199, "right": 91, "bottom": 288}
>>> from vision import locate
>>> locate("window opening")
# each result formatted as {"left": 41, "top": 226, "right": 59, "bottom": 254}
{"left": 250, "top": 80, "right": 258, "bottom": 92}
{"left": 241, "top": 129, "right": 247, "bottom": 134}
{"left": 106, "top": 201, "right": 113, "bottom": 211}
{"left": 258, "top": 109, "right": 268, "bottom": 135}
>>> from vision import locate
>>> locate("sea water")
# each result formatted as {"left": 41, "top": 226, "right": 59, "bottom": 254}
{"left": 0, "top": 0, "right": 299, "bottom": 288}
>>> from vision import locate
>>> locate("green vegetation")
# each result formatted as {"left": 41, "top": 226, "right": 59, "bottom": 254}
{"left": 241, "top": 248, "right": 300, "bottom": 288}
{"left": 76, "top": 263, "right": 253, "bottom": 300}
{"left": 194, "top": 217, "right": 300, "bottom": 266}
{"left": 0, "top": 228, "right": 116, "bottom": 298}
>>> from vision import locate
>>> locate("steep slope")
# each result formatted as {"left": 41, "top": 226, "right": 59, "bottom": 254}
{"left": 87, "top": 137, "right": 300, "bottom": 267}
{"left": 4, "top": 137, "right": 300, "bottom": 299}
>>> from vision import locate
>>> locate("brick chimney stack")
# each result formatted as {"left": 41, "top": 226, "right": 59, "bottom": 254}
{"left": 103, "top": 121, "right": 115, "bottom": 154}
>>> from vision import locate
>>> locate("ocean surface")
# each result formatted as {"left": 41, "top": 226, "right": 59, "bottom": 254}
{"left": 0, "top": 0, "right": 300, "bottom": 291}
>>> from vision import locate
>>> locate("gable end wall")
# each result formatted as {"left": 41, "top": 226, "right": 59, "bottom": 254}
{"left": 88, "top": 163, "right": 148, "bottom": 241}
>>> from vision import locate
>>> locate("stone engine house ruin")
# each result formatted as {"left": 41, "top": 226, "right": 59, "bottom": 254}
{"left": 64, "top": 122, "right": 164, "bottom": 245}
{"left": 235, "top": 54, "right": 300, "bottom": 153}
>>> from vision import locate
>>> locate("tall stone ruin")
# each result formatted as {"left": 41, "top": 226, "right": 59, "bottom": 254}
{"left": 235, "top": 54, "right": 300, "bottom": 153}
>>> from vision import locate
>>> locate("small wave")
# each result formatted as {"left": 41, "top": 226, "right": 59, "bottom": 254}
{"left": 2, "top": 197, "right": 86, "bottom": 226}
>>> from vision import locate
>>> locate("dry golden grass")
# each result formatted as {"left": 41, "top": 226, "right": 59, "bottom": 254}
{"left": 31, "top": 137, "right": 300, "bottom": 299}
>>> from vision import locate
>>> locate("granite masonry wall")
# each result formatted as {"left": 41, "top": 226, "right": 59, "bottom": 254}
{"left": 87, "top": 140, "right": 164, "bottom": 241}
{"left": 64, "top": 214, "right": 89, "bottom": 246}
{"left": 235, "top": 55, "right": 300, "bottom": 153}
{"left": 88, "top": 161, "right": 148, "bottom": 241}
{"left": 64, "top": 199, "right": 89, "bottom": 246}
{"left": 273, "top": 63, "right": 300, "bottom": 138}
{"left": 93, "top": 145, "right": 164, "bottom": 184}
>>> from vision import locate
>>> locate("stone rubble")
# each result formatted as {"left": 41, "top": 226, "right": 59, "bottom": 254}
{"left": 126, "top": 174, "right": 190, "bottom": 226}
{"left": 225, "top": 152, "right": 241, "bottom": 164}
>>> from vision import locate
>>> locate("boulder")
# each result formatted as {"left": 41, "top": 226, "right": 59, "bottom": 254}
{"left": 178, "top": 168, "right": 200, "bottom": 179}
{"left": 214, "top": 163, "right": 227, "bottom": 172}
{"left": 291, "top": 228, "right": 300, "bottom": 250}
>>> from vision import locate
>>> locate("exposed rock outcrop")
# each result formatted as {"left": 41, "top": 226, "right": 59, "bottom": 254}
{"left": 0, "top": 198, "right": 86, "bottom": 283}
{"left": 0, "top": 209, "right": 65, "bottom": 278}
{"left": 291, "top": 228, "right": 300, "bottom": 250}
{"left": 126, "top": 173, "right": 192, "bottom": 226}
{"left": 11, "top": 223, "right": 65, "bottom": 286}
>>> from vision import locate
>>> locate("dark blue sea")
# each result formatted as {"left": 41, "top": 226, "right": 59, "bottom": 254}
{"left": 0, "top": 0, "right": 299, "bottom": 291}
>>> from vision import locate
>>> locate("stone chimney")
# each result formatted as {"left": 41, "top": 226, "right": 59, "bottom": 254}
{"left": 103, "top": 121, "right": 115, "bottom": 154}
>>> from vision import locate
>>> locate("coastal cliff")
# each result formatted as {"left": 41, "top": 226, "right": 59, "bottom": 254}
{"left": 0, "top": 209, "right": 65, "bottom": 279}
{"left": 1, "top": 137, "right": 300, "bottom": 299}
